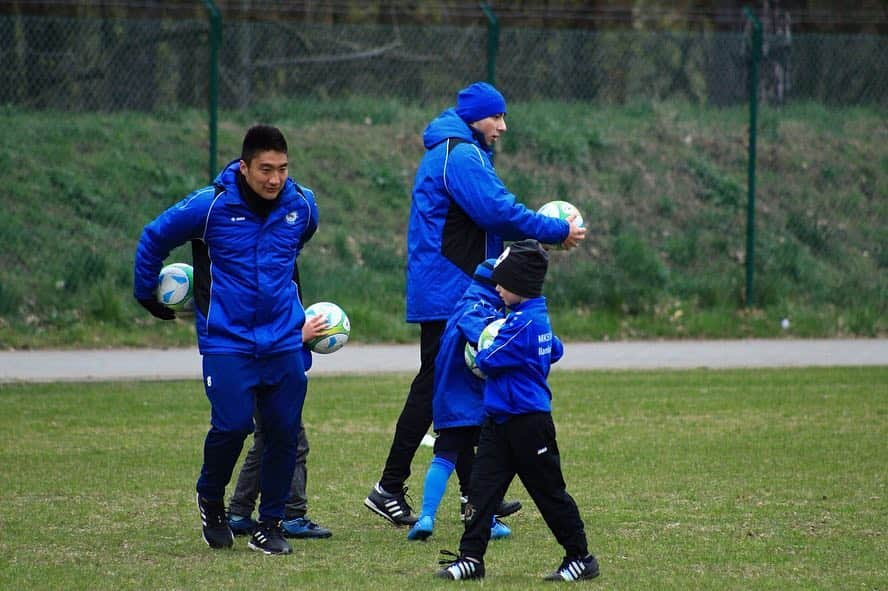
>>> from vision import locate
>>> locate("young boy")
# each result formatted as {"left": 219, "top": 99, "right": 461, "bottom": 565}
{"left": 436, "top": 239, "right": 599, "bottom": 582}
{"left": 406, "top": 259, "right": 514, "bottom": 542}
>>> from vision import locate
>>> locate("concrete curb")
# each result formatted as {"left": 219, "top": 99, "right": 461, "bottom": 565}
{"left": 1, "top": 339, "right": 885, "bottom": 383}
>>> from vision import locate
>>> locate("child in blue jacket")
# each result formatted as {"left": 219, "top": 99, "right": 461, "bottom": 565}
{"left": 406, "top": 259, "right": 513, "bottom": 542}
{"left": 436, "top": 240, "right": 599, "bottom": 582}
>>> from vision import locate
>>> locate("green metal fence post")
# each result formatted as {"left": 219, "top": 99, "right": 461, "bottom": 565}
{"left": 743, "top": 7, "right": 761, "bottom": 308}
{"left": 203, "top": 0, "right": 221, "bottom": 183}
{"left": 480, "top": 3, "right": 499, "bottom": 85}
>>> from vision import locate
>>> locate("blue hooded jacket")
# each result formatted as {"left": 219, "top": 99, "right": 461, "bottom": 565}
{"left": 405, "top": 109, "right": 569, "bottom": 323}
{"left": 475, "top": 296, "right": 564, "bottom": 422}
{"left": 133, "top": 159, "right": 319, "bottom": 356}
{"left": 432, "top": 259, "right": 504, "bottom": 430}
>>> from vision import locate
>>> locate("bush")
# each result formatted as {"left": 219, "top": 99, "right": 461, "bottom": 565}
{"left": 603, "top": 227, "right": 669, "bottom": 314}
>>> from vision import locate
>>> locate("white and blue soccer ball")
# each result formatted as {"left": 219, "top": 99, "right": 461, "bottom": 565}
{"left": 464, "top": 317, "right": 506, "bottom": 379}
{"left": 537, "top": 200, "right": 585, "bottom": 250}
{"left": 156, "top": 263, "right": 194, "bottom": 310}
{"left": 304, "top": 301, "right": 351, "bottom": 354}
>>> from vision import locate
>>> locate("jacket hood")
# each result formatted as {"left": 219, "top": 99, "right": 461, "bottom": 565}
{"left": 213, "top": 159, "right": 241, "bottom": 189}
{"left": 422, "top": 108, "right": 481, "bottom": 150}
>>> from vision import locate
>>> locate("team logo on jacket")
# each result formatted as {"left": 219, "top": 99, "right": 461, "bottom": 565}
{"left": 286, "top": 211, "right": 299, "bottom": 224}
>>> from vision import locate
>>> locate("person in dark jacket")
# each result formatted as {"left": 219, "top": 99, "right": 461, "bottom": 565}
{"left": 133, "top": 125, "right": 319, "bottom": 556}
{"left": 365, "top": 82, "right": 586, "bottom": 525}
{"left": 406, "top": 259, "right": 510, "bottom": 542}
{"left": 436, "top": 240, "right": 599, "bottom": 582}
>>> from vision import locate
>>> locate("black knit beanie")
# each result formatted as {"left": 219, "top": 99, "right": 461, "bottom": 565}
{"left": 492, "top": 239, "right": 549, "bottom": 298}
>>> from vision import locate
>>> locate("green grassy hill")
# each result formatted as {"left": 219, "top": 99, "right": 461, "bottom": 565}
{"left": 0, "top": 98, "right": 884, "bottom": 348}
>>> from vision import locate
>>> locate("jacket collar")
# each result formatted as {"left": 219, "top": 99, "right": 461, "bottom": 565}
{"left": 214, "top": 159, "right": 296, "bottom": 208}
{"left": 507, "top": 296, "right": 547, "bottom": 314}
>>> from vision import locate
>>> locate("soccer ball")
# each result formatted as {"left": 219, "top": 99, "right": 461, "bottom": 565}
{"left": 537, "top": 200, "right": 585, "bottom": 250}
{"left": 464, "top": 317, "right": 506, "bottom": 379}
{"left": 304, "top": 301, "right": 351, "bottom": 354}
{"left": 156, "top": 263, "right": 194, "bottom": 310}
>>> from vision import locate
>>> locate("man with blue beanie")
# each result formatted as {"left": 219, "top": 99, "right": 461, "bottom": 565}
{"left": 365, "top": 82, "right": 586, "bottom": 526}
{"left": 454, "top": 81, "right": 509, "bottom": 132}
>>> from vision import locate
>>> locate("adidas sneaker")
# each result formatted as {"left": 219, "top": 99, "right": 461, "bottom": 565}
{"left": 364, "top": 482, "right": 418, "bottom": 526}
{"left": 248, "top": 520, "right": 292, "bottom": 555}
{"left": 436, "top": 550, "right": 485, "bottom": 580}
{"left": 196, "top": 494, "right": 233, "bottom": 549}
{"left": 543, "top": 554, "right": 599, "bottom": 582}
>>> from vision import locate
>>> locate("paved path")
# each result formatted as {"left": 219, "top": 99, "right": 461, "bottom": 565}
{"left": 1, "top": 339, "right": 885, "bottom": 383}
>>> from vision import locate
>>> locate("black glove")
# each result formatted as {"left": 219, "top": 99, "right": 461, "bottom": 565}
{"left": 138, "top": 297, "right": 176, "bottom": 320}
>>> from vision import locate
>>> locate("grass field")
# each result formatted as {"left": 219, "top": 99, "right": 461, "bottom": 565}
{"left": 1, "top": 367, "right": 885, "bottom": 590}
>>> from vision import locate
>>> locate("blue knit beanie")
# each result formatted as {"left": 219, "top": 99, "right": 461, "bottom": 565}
{"left": 473, "top": 258, "right": 498, "bottom": 287}
{"left": 455, "top": 82, "right": 507, "bottom": 123}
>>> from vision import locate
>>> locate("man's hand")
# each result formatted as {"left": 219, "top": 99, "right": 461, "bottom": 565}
{"left": 301, "top": 312, "right": 329, "bottom": 343}
{"left": 138, "top": 297, "right": 176, "bottom": 320}
{"left": 561, "top": 213, "right": 587, "bottom": 250}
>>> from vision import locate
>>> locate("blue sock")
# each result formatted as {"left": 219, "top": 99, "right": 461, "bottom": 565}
{"left": 420, "top": 455, "right": 455, "bottom": 519}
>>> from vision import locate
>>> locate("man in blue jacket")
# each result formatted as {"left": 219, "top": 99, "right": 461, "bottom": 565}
{"left": 365, "top": 82, "right": 586, "bottom": 525}
{"left": 133, "top": 125, "right": 319, "bottom": 556}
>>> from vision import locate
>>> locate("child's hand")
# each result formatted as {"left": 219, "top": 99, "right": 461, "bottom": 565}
{"left": 302, "top": 313, "right": 330, "bottom": 343}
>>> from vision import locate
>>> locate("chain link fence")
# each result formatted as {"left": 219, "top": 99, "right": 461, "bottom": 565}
{"left": 2, "top": 15, "right": 885, "bottom": 110}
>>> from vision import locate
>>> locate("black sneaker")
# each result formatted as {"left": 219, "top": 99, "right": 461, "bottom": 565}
{"left": 196, "top": 494, "right": 233, "bottom": 549}
{"left": 364, "top": 482, "right": 418, "bottom": 526}
{"left": 460, "top": 496, "right": 523, "bottom": 521}
{"left": 436, "top": 550, "right": 485, "bottom": 580}
{"left": 248, "top": 520, "right": 292, "bottom": 555}
{"left": 495, "top": 499, "right": 523, "bottom": 519}
{"left": 543, "top": 555, "right": 599, "bottom": 582}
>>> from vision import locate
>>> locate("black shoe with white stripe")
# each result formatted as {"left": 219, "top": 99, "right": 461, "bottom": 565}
{"left": 196, "top": 494, "right": 233, "bottom": 549}
{"left": 543, "top": 555, "right": 599, "bottom": 582}
{"left": 436, "top": 550, "right": 485, "bottom": 580}
{"left": 248, "top": 520, "right": 292, "bottom": 555}
{"left": 364, "top": 482, "right": 418, "bottom": 526}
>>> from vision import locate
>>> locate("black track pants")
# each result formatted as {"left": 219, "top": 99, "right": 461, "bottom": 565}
{"left": 379, "top": 320, "right": 445, "bottom": 492}
{"left": 459, "top": 413, "right": 588, "bottom": 560}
